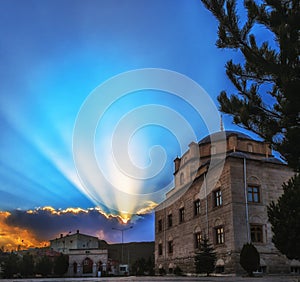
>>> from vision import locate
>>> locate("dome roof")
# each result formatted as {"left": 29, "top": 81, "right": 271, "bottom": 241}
{"left": 199, "top": 130, "right": 252, "bottom": 144}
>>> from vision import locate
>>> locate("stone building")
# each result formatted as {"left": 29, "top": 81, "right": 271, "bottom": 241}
{"left": 155, "top": 130, "right": 297, "bottom": 274}
{"left": 50, "top": 230, "right": 108, "bottom": 277}
{"left": 49, "top": 230, "right": 155, "bottom": 277}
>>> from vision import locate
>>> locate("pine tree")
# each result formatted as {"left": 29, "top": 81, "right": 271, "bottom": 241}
{"left": 194, "top": 235, "right": 216, "bottom": 276}
{"left": 240, "top": 243, "right": 260, "bottom": 276}
{"left": 267, "top": 173, "right": 300, "bottom": 260}
{"left": 201, "top": 0, "right": 300, "bottom": 171}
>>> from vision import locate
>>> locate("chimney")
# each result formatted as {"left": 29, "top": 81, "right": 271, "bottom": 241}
{"left": 77, "top": 230, "right": 79, "bottom": 234}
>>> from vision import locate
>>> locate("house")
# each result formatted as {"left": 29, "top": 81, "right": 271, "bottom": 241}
{"left": 49, "top": 230, "right": 155, "bottom": 276}
{"left": 50, "top": 230, "right": 108, "bottom": 277}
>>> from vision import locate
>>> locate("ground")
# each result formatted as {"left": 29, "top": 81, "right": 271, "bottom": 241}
{"left": 0, "top": 275, "right": 299, "bottom": 282}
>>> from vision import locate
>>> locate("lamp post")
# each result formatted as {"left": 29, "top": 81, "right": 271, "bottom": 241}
{"left": 112, "top": 226, "right": 133, "bottom": 264}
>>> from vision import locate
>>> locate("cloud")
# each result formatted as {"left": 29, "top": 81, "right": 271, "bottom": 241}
{"left": 0, "top": 211, "right": 48, "bottom": 251}
{"left": 1, "top": 206, "right": 154, "bottom": 250}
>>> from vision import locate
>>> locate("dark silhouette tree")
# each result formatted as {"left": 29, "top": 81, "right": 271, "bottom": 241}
{"left": 35, "top": 255, "right": 53, "bottom": 277}
{"left": 2, "top": 252, "right": 21, "bottom": 278}
{"left": 53, "top": 254, "right": 69, "bottom": 276}
{"left": 20, "top": 253, "right": 34, "bottom": 277}
{"left": 268, "top": 173, "right": 300, "bottom": 260}
{"left": 132, "top": 257, "right": 146, "bottom": 275}
{"left": 194, "top": 235, "right": 216, "bottom": 276}
{"left": 240, "top": 243, "right": 260, "bottom": 276}
{"left": 201, "top": 0, "right": 300, "bottom": 171}
{"left": 132, "top": 256, "right": 154, "bottom": 276}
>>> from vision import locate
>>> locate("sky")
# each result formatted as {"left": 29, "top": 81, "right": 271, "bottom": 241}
{"left": 0, "top": 0, "right": 266, "bottom": 251}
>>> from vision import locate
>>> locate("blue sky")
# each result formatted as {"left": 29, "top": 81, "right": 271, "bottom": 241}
{"left": 0, "top": 0, "right": 262, "bottom": 248}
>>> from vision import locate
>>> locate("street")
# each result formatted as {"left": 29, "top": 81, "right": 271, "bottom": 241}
{"left": 1, "top": 275, "right": 299, "bottom": 282}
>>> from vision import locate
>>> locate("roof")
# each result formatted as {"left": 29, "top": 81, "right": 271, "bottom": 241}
{"left": 227, "top": 151, "right": 285, "bottom": 164}
{"left": 199, "top": 130, "right": 252, "bottom": 144}
{"left": 49, "top": 232, "right": 98, "bottom": 242}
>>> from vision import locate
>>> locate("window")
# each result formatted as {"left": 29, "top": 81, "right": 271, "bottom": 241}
{"left": 194, "top": 232, "right": 202, "bottom": 249}
{"left": 73, "top": 262, "right": 77, "bottom": 274}
{"left": 158, "top": 243, "right": 163, "bottom": 255}
{"left": 247, "top": 143, "right": 253, "bottom": 152}
{"left": 291, "top": 266, "right": 300, "bottom": 274}
{"left": 215, "top": 226, "right": 225, "bottom": 245}
{"left": 214, "top": 189, "right": 222, "bottom": 207}
{"left": 248, "top": 185, "right": 260, "bottom": 203}
{"left": 211, "top": 145, "right": 216, "bottom": 155}
{"left": 168, "top": 240, "right": 173, "bottom": 254}
{"left": 167, "top": 214, "right": 173, "bottom": 228}
{"left": 180, "top": 173, "right": 184, "bottom": 185}
{"left": 194, "top": 199, "right": 201, "bottom": 216}
{"left": 179, "top": 207, "right": 185, "bottom": 223}
{"left": 158, "top": 219, "right": 162, "bottom": 232}
{"left": 250, "top": 224, "right": 263, "bottom": 243}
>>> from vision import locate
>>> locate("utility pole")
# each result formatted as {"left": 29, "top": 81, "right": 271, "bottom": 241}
{"left": 112, "top": 226, "right": 133, "bottom": 264}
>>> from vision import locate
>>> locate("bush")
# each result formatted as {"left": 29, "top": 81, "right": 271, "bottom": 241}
{"left": 240, "top": 243, "right": 260, "bottom": 276}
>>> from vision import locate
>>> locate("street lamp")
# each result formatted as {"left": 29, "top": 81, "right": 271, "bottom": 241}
{"left": 112, "top": 226, "right": 133, "bottom": 264}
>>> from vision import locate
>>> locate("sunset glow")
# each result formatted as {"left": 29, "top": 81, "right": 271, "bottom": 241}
{"left": 0, "top": 211, "right": 49, "bottom": 251}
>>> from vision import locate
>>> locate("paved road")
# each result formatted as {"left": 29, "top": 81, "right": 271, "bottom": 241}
{"left": 1, "top": 275, "right": 299, "bottom": 282}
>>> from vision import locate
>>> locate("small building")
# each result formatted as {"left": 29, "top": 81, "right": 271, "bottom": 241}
{"left": 67, "top": 248, "right": 108, "bottom": 277}
{"left": 50, "top": 230, "right": 99, "bottom": 253}
{"left": 155, "top": 130, "right": 297, "bottom": 274}
{"left": 50, "top": 230, "right": 108, "bottom": 277}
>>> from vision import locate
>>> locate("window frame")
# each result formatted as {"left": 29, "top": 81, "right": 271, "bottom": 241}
{"left": 168, "top": 240, "right": 173, "bottom": 254}
{"left": 158, "top": 243, "right": 163, "bottom": 256}
{"left": 167, "top": 213, "right": 173, "bottom": 228}
{"left": 158, "top": 219, "right": 162, "bottom": 232}
{"left": 194, "top": 199, "right": 201, "bottom": 216}
{"left": 213, "top": 189, "right": 222, "bottom": 207}
{"left": 250, "top": 224, "right": 263, "bottom": 243}
{"left": 194, "top": 232, "right": 202, "bottom": 249}
{"left": 247, "top": 185, "right": 260, "bottom": 203}
{"left": 215, "top": 226, "right": 225, "bottom": 245}
{"left": 179, "top": 207, "right": 185, "bottom": 223}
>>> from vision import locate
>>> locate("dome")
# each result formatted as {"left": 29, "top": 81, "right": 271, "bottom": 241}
{"left": 199, "top": 130, "right": 252, "bottom": 144}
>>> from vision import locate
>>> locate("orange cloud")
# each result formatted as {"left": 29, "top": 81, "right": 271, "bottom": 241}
{"left": 0, "top": 211, "right": 49, "bottom": 251}
{"left": 27, "top": 206, "right": 143, "bottom": 224}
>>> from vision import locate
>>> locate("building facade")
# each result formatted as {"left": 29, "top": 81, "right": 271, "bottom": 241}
{"left": 155, "top": 130, "right": 297, "bottom": 274}
{"left": 49, "top": 230, "right": 155, "bottom": 277}
{"left": 50, "top": 230, "right": 108, "bottom": 277}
